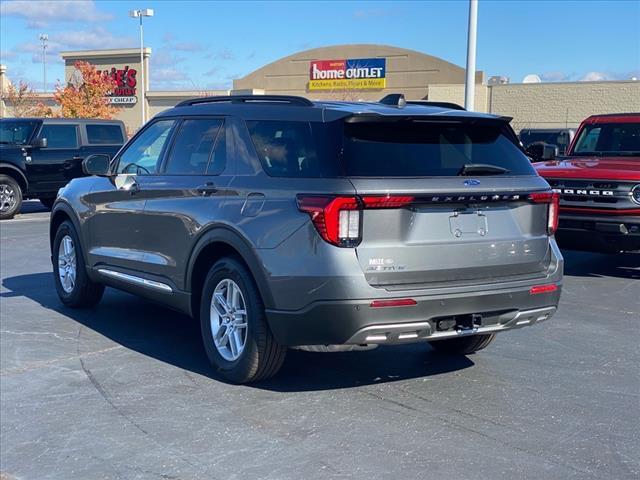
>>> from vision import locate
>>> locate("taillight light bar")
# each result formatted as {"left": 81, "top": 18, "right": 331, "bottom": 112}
{"left": 297, "top": 194, "right": 414, "bottom": 247}
{"left": 529, "top": 191, "right": 560, "bottom": 235}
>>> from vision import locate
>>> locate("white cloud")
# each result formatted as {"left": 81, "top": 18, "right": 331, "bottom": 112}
{"left": 1, "top": 0, "right": 113, "bottom": 27}
{"left": 152, "top": 51, "right": 186, "bottom": 68}
{"left": 14, "top": 27, "right": 135, "bottom": 64}
{"left": 581, "top": 71, "right": 614, "bottom": 82}
{"left": 173, "top": 42, "right": 206, "bottom": 52}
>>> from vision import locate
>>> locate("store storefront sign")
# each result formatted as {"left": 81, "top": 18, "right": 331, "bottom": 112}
{"left": 309, "top": 58, "right": 386, "bottom": 90}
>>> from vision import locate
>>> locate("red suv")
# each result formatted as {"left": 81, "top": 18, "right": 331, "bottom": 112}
{"left": 535, "top": 113, "right": 640, "bottom": 253}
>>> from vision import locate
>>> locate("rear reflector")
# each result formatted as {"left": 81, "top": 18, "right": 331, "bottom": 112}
{"left": 370, "top": 298, "right": 417, "bottom": 308}
{"left": 529, "top": 284, "right": 558, "bottom": 295}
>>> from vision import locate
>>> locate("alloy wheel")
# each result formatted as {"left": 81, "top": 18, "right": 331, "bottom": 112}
{"left": 58, "top": 235, "right": 77, "bottom": 293}
{"left": 0, "top": 183, "right": 16, "bottom": 213}
{"left": 210, "top": 278, "right": 248, "bottom": 361}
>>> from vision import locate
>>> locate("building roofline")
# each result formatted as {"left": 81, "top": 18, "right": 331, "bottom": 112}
{"left": 60, "top": 48, "right": 151, "bottom": 60}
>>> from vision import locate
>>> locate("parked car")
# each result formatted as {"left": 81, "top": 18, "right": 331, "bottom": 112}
{"left": 0, "top": 118, "right": 126, "bottom": 219}
{"left": 50, "top": 95, "right": 563, "bottom": 383}
{"left": 520, "top": 128, "right": 576, "bottom": 161}
{"left": 535, "top": 113, "right": 640, "bottom": 253}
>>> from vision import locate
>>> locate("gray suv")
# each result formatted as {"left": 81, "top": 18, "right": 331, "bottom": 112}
{"left": 50, "top": 95, "right": 563, "bottom": 383}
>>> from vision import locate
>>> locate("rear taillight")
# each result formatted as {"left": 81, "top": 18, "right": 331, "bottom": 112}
{"left": 297, "top": 194, "right": 414, "bottom": 247}
{"left": 529, "top": 191, "right": 560, "bottom": 235}
{"left": 297, "top": 195, "right": 361, "bottom": 247}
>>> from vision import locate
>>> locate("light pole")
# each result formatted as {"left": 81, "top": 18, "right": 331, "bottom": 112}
{"left": 39, "top": 33, "right": 48, "bottom": 93}
{"left": 464, "top": 0, "right": 478, "bottom": 111}
{"left": 129, "top": 9, "right": 154, "bottom": 127}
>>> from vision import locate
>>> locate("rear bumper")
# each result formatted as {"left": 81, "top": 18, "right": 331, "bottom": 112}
{"left": 265, "top": 284, "right": 561, "bottom": 346}
{"left": 556, "top": 213, "right": 640, "bottom": 252}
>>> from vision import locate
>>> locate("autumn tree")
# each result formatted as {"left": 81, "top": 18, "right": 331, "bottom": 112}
{"left": 54, "top": 61, "right": 117, "bottom": 119}
{"left": 2, "top": 80, "right": 51, "bottom": 117}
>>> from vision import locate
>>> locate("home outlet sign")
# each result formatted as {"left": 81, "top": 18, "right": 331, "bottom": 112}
{"left": 309, "top": 58, "right": 386, "bottom": 91}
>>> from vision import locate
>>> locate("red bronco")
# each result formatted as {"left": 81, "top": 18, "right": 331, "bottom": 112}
{"left": 534, "top": 113, "right": 640, "bottom": 253}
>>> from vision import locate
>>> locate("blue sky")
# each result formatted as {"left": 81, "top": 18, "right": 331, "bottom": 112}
{"left": 1, "top": 0, "right": 639, "bottom": 91}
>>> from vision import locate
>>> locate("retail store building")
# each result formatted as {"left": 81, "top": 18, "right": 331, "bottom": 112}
{"left": 1, "top": 44, "right": 638, "bottom": 133}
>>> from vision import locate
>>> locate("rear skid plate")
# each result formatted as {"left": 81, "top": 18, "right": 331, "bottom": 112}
{"left": 344, "top": 306, "right": 556, "bottom": 345}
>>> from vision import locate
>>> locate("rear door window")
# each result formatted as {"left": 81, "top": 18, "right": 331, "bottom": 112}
{"left": 342, "top": 120, "right": 536, "bottom": 176}
{"left": 246, "top": 120, "right": 339, "bottom": 177}
{"left": 38, "top": 124, "right": 78, "bottom": 149}
{"left": 163, "top": 119, "right": 224, "bottom": 175}
{"left": 86, "top": 124, "right": 124, "bottom": 144}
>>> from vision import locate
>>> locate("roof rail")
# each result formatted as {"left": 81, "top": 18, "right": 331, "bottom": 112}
{"left": 176, "top": 95, "right": 314, "bottom": 108}
{"left": 379, "top": 93, "right": 465, "bottom": 111}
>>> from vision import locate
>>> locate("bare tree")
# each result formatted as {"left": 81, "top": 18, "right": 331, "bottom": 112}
{"left": 2, "top": 80, "right": 50, "bottom": 117}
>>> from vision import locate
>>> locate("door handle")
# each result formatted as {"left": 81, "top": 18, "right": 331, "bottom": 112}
{"left": 195, "top": 182, "right": 217, "bottom": 196}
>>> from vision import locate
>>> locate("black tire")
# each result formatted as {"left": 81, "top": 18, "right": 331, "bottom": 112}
{"left": 429, "top": 333, "right": 496, "bottom": 355}
{"left": 52, "top": 220, "right": 104, "bottom": 308}
{"left": 200, "top": 257, "right": 286, "bottom": 384}
{"left": 39, "top": 197, "right": 55, "bottom": 210}
{"left": 0, "top": 174, "right": 23, "bottom": 220}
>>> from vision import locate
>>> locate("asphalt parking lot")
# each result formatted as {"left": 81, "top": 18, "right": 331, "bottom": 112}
{"left": 1, "top": 201, "right": 639, "bottom": 480}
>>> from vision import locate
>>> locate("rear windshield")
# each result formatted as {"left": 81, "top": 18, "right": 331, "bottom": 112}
{"left": 520, "top": 130, "right": 571, "bottom": 153}
{"left": 245, "top": 118, "right": 535, "bottom": 178}
{"left": 342, "top": 120, "right": 536, "bottom": 177}
{"left": 571, "top": 122, "right": 640, "bottom": 156}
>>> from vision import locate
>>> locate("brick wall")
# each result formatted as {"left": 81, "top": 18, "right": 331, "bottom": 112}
{"left": 429, "top": 81, "right": 640, "bottom": 132}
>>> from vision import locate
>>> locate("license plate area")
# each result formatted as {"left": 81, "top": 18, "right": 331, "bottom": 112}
{"left": 449, "top": 210, "right": 488, "bottom": 238}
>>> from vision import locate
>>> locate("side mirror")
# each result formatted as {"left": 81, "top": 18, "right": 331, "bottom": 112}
{"left": 82, "top": 154, "right": 111, "bottom": 176}
{"left": 31, "top": 137, "right": 47, "bottom": 148}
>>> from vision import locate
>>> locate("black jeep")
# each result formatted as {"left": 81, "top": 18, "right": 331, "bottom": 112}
{"left": 0, "top": 118, "right": 126, "bottom": 219}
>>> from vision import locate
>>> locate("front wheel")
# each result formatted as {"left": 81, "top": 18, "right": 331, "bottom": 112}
{"left": 429, "top": 333, "right": 496, "bottom": 355}
{"left": 0, "top": 174, "right": 22, "bottom": 220}
{"left": 53, "top": 220, "right": 104, "bottom": 308}
{"left": 200, "top": 257, "right": 286, "bottom": 383}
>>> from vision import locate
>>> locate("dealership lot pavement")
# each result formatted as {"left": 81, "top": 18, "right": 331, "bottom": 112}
{"left": 1, "top": 204, "right": 639, "bottom": 480}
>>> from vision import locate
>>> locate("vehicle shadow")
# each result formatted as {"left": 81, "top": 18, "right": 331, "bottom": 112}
{"left": 1, "top": 272, "right": 474, "bottom": 391}
{"left": 562, "top": 250, "right": 639, "bottom": 280}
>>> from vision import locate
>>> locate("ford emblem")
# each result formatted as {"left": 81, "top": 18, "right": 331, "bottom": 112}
{"left": 464, "top": 179, "right": 481, "bottom": 186}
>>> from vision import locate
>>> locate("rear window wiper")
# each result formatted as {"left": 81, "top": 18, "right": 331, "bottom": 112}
{"left": 458, "top": 163, "right": 510, "bottom": 176}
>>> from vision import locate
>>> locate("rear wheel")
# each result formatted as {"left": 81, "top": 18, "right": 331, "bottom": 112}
{"left": 200, "top": 257, "right": 286, "bottom": 383}
{"left": 53, "top": 220, "right": 104, "bottom": 308}
{"left": 429, "top": 333, "right": 496, "bottom": 355}
{"left": 0, "top": 174, "right": 22, "bottom": 220}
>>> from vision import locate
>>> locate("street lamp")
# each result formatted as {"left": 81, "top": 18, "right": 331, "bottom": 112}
{"left": 39, "top": 33, "right": 48, "bottom": 93}
{"left": 464, "top": 0, "right": 478, "bottom": 111}
{"left": 129, "top": 8, "right": 154, "bottom": 127}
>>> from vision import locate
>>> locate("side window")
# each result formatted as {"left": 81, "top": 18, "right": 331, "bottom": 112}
{"left": 117, "top": 120, "right": 175, "bottom": 175}
{"left": 208, "top": 123, "right": 226, "bottom": 175}
{"left": 163, "top": 119, "right": 223, "bottom": 175}
{"left": 246, "top": 120, "right": 318, "bottom": 177}
{"left": 38, "top": 124, "right": 78, "bottom": 149}
{"left": 86, "top": 124, "right": 125, "bottom": 144}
